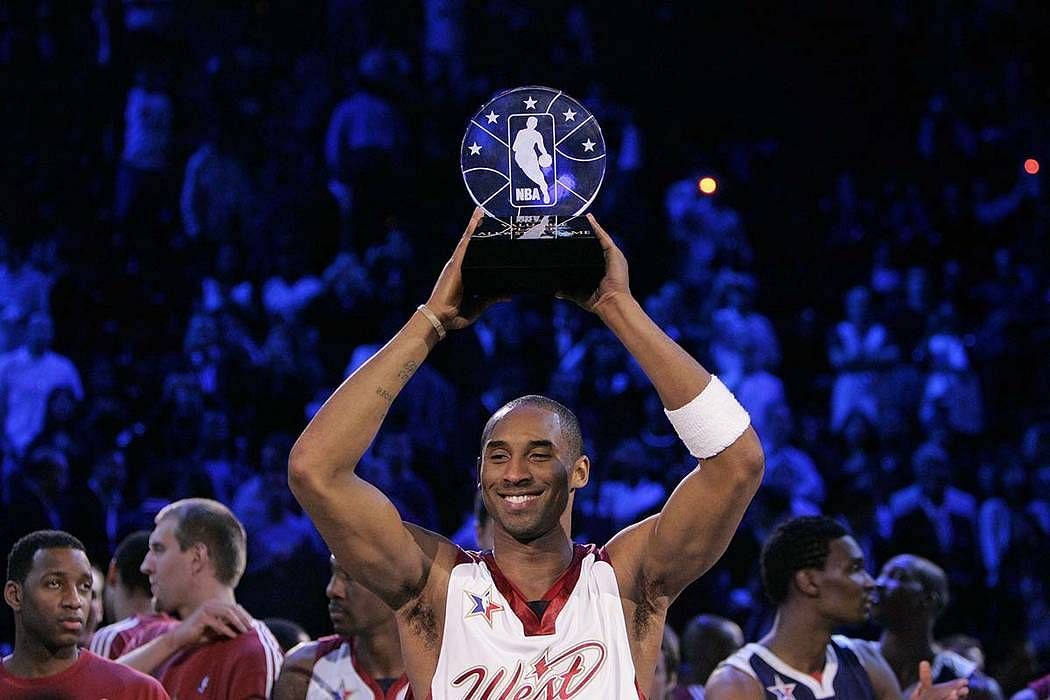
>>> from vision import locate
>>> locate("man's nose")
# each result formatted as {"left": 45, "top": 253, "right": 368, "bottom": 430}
{"left": 503, "top": 455, "right": 532, "bottom": 483}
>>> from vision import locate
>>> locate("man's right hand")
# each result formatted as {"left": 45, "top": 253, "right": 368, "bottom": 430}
{"left": 171, "top": 600, "right": 253, "bottom": 648}
{"left": 909, "top": 661, "right": 970, "bottom": 700}
{"left": 424, "top": 207, "right": 497, "bottom": 332}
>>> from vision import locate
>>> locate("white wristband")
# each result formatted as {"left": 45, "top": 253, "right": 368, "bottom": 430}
{"left": 417, "top": 304, "right": 446, "bottom": 340}
{"left": 664, "top": 376, "right": 750, "bottom": 459}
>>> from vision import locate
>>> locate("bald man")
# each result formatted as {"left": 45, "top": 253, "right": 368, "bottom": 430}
{"left": 874, "top": 554, "right": 1002, "bottom": 700}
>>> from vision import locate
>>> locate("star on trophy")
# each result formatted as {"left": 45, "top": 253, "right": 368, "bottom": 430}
{"left": 460, "top": 86, "right": 607, "bottom": 297}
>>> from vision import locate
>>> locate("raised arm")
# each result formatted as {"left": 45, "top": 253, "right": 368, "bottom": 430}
{"left": 582, "top": 215, "right": 764, "bottom": 600}
{"left": 288, "top": 209, "right": 485, "bottom": 609}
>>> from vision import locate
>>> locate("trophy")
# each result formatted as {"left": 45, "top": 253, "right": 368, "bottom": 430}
{"left": 460, "top": 86, "right": 606, "bottom": 297}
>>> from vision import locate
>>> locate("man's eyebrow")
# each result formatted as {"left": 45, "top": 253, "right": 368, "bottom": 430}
{"left": 484, "top": 440, "right": 557, "bottom": 451}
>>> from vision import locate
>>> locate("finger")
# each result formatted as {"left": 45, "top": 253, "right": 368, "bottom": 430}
{"left": 208, "top": 617, "right": 239, "bottom": 638}
{"left": 460, "top": 207, "right": 484, "bottom": 244}
{"left": 586, "top": 213, "right": 615, "bottom": 250}
{"left": 918, "top": 660, "right": 933, "bottom": 688}
{"left": 449, "top": 208, "right": 484, "bottom": 264}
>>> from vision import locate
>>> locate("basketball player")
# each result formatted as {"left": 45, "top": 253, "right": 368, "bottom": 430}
{"left": 89, "top": 530, "right": 174, "bottom": 659}
{"left": 1, "top": 530, "right": 169, "bottom": 698}
{"left": 289, "top": 208, "right": 765, "bottom": 698}
{"left": 116, "top": 498, "right": 284, "bottom": 698}
{"left": 273, "top": 554, "right": 409, "bottom": 699}
{"left": 512, "top": 116, "right": 552, "bottom": 203}
{"left": 874, "top": 554, "right": 1003, "bottom": 699}
{"left": 706, "top": 516, "right": 969, "bottom": 699}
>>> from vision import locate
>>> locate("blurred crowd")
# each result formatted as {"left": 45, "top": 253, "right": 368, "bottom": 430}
{"left": 0, "top": 0, "right": 1047, "bottom": 695}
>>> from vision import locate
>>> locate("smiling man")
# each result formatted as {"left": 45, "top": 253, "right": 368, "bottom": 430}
{"left": 706, "top": 516, "right": 969, "bottom": 700}
{"left": 273, "top": 554, "right": 409, "bottom": 699}
{"left": 289, "top": 209, "right": 766, "bottom": 698}
{"left": 1, "top": 529, "right": 169, "bottom": 699}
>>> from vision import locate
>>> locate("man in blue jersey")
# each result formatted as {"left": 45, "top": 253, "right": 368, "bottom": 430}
{"left": 706, "top": 516, "right": 969, "bottom": 700}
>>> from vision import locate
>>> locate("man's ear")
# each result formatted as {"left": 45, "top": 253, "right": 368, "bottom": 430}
{"left": 570, "top": 455, "right": 590, "bottom": 491}
{"left": 794, "top": 568, "right": 820, "bottom": 598}
{"left": 4, "top": 581, "right": 23, "bottom": 612}
{"left": 106, "top": 559, "right": 119, "bottom": 588}
{"left": 190, "top": 542, "right": 209, "bottom": 576}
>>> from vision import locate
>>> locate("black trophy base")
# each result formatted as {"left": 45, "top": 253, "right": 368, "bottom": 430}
{"left": 462, "top": 215, "right": 604, "bottom": 298}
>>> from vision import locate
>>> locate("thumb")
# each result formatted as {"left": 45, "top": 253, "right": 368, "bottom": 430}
{"left": 918, "top": 660, "right": 933, "bottom": 688}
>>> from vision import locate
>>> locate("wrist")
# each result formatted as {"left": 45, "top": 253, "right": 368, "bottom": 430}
{"left": 416, "top": 303, "right": 447, "bottom": 341}
{"left": 593, "top": 290, "right": 638, "bottom": 322}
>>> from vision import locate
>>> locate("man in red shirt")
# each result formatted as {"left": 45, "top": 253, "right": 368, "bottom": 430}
{"left": 1, "top": 529, "right": 169, "bottom": 699}
{"left": 273, "top": 554, "right": 409, "bottom": 699}
{"left": 117, "top": 498, "right": 284, "bottom": 698}
{"left": 90, "top": 530, "right": 174, "bottom": 659}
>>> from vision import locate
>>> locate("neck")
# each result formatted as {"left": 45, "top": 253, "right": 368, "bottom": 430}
{"left": 6, "top": 629, "right": 79, "bottom": 678}
{"left": 878, "top": 624, "right": 937, "bottom": 685}
{"left": 353, "top": 621, "right": 404, "bottom": 680}
{"left": 115, "top": 591, "right": 156, "bottom": 622}
{"left": 180, "top": 580, "right": 236, "bottom": 620}
{"left": 491, "top": 525, "right": 574, "bottom": 600}
{"left": 761, "top": 604, "right": 834, "bottom": 674}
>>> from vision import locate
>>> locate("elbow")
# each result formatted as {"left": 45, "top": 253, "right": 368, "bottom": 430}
{"left": 287, "top": 442, "right": 323, "bottom": 497}
{"left": 734, "top": 428, "right": 765, "bottom": 487}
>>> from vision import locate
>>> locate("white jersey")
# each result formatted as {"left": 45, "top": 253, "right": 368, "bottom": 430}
{"left": 430, "top": 544, "right": 642, "bottom": 699}
{"left": 307, "top": 636, "right": 410, "bottom": 700}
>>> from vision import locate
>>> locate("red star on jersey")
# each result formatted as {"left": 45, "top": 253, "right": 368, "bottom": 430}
{"left": 766, "top": 674, "right": 797, "bottom": 699}
{"left": 465, "top": 587, "right": 504, "bottom": 626}
{"left": 336, "top": 680, "right": 355, "bottom": 698}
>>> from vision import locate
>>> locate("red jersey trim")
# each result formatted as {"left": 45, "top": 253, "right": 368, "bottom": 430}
{"left": 480, "top": 543, "right": 596, "bottom": 636}
{"left": 349, "top": 637, "right": 409, "bottom": 700}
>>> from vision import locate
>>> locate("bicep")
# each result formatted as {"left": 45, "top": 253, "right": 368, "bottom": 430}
{"left": 641, "top": 427, "right": 764, "bottom": 597}
{"left": 293, "top": 470, "right": 434, "bottom": 609}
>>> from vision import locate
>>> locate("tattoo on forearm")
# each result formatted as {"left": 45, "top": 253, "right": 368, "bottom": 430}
{"left": 397, "top": 360, "right": 418, "bottom": 382}
{"left": 376, "top": 386, "right": 394, "bottom": 402}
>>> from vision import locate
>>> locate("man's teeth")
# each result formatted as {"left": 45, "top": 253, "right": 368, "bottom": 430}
{"left": 505, "top": 495, "right": 537, "bottom": 504}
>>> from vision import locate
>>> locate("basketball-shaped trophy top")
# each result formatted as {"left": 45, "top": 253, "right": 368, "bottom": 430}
{"left": 461, "top": 86, "right": 606, "bottom": 224}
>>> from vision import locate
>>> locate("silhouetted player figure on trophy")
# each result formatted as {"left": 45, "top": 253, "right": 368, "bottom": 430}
{"left": 512, "top": 116, "right": 552, "bottom": 204}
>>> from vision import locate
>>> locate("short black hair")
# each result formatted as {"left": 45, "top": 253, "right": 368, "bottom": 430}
{"left": 7, "top": 530, "right": 86, "bottom": 585}
{"left": 113, "top": 531, "right": 152, "bottom": 597}
{"left": 760, "top": 516, "right": 849, "bottom": 605}
{"left": 480, "top": 395, "right": 583, "bottom": 460}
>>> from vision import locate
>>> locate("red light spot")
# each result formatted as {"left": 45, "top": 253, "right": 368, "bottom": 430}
{"left": 1024, "top": 158, "right": 1040, "bottom": 175}
{"left": 698, "top": 177, "right": 717, "bottom": 195}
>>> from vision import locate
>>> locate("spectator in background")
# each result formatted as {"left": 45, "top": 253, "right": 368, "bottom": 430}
{"left": 887, "top": 443, "right": 981, "bottom": 615}
{"left": 232, "top": 433, "right": 320, "bottom": 576}
{"left": 918, "top": 302, "right": 982, "bottom": 436}
{"left": 829, "top": 286, "right": 898, "bottom": 433}
{"left": 115, "top": 64, "right": 172, "bottom": 227}
{"left": 324, "top": 48, "right": 409, "bottom": 247}
{"left": 0, "top": 237, "right": 50, "bottom": 353}
{"left": 761, "top": 400, "right": 825, "bottom": 512}
{"left": 0, "top": 311, "right": 83, "bottom": 455}
{"left": 91, "top": 531, "right": 173, "bottom": 660}
{"left": 179, "top": 120, "right": 257, "bottom": 244}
